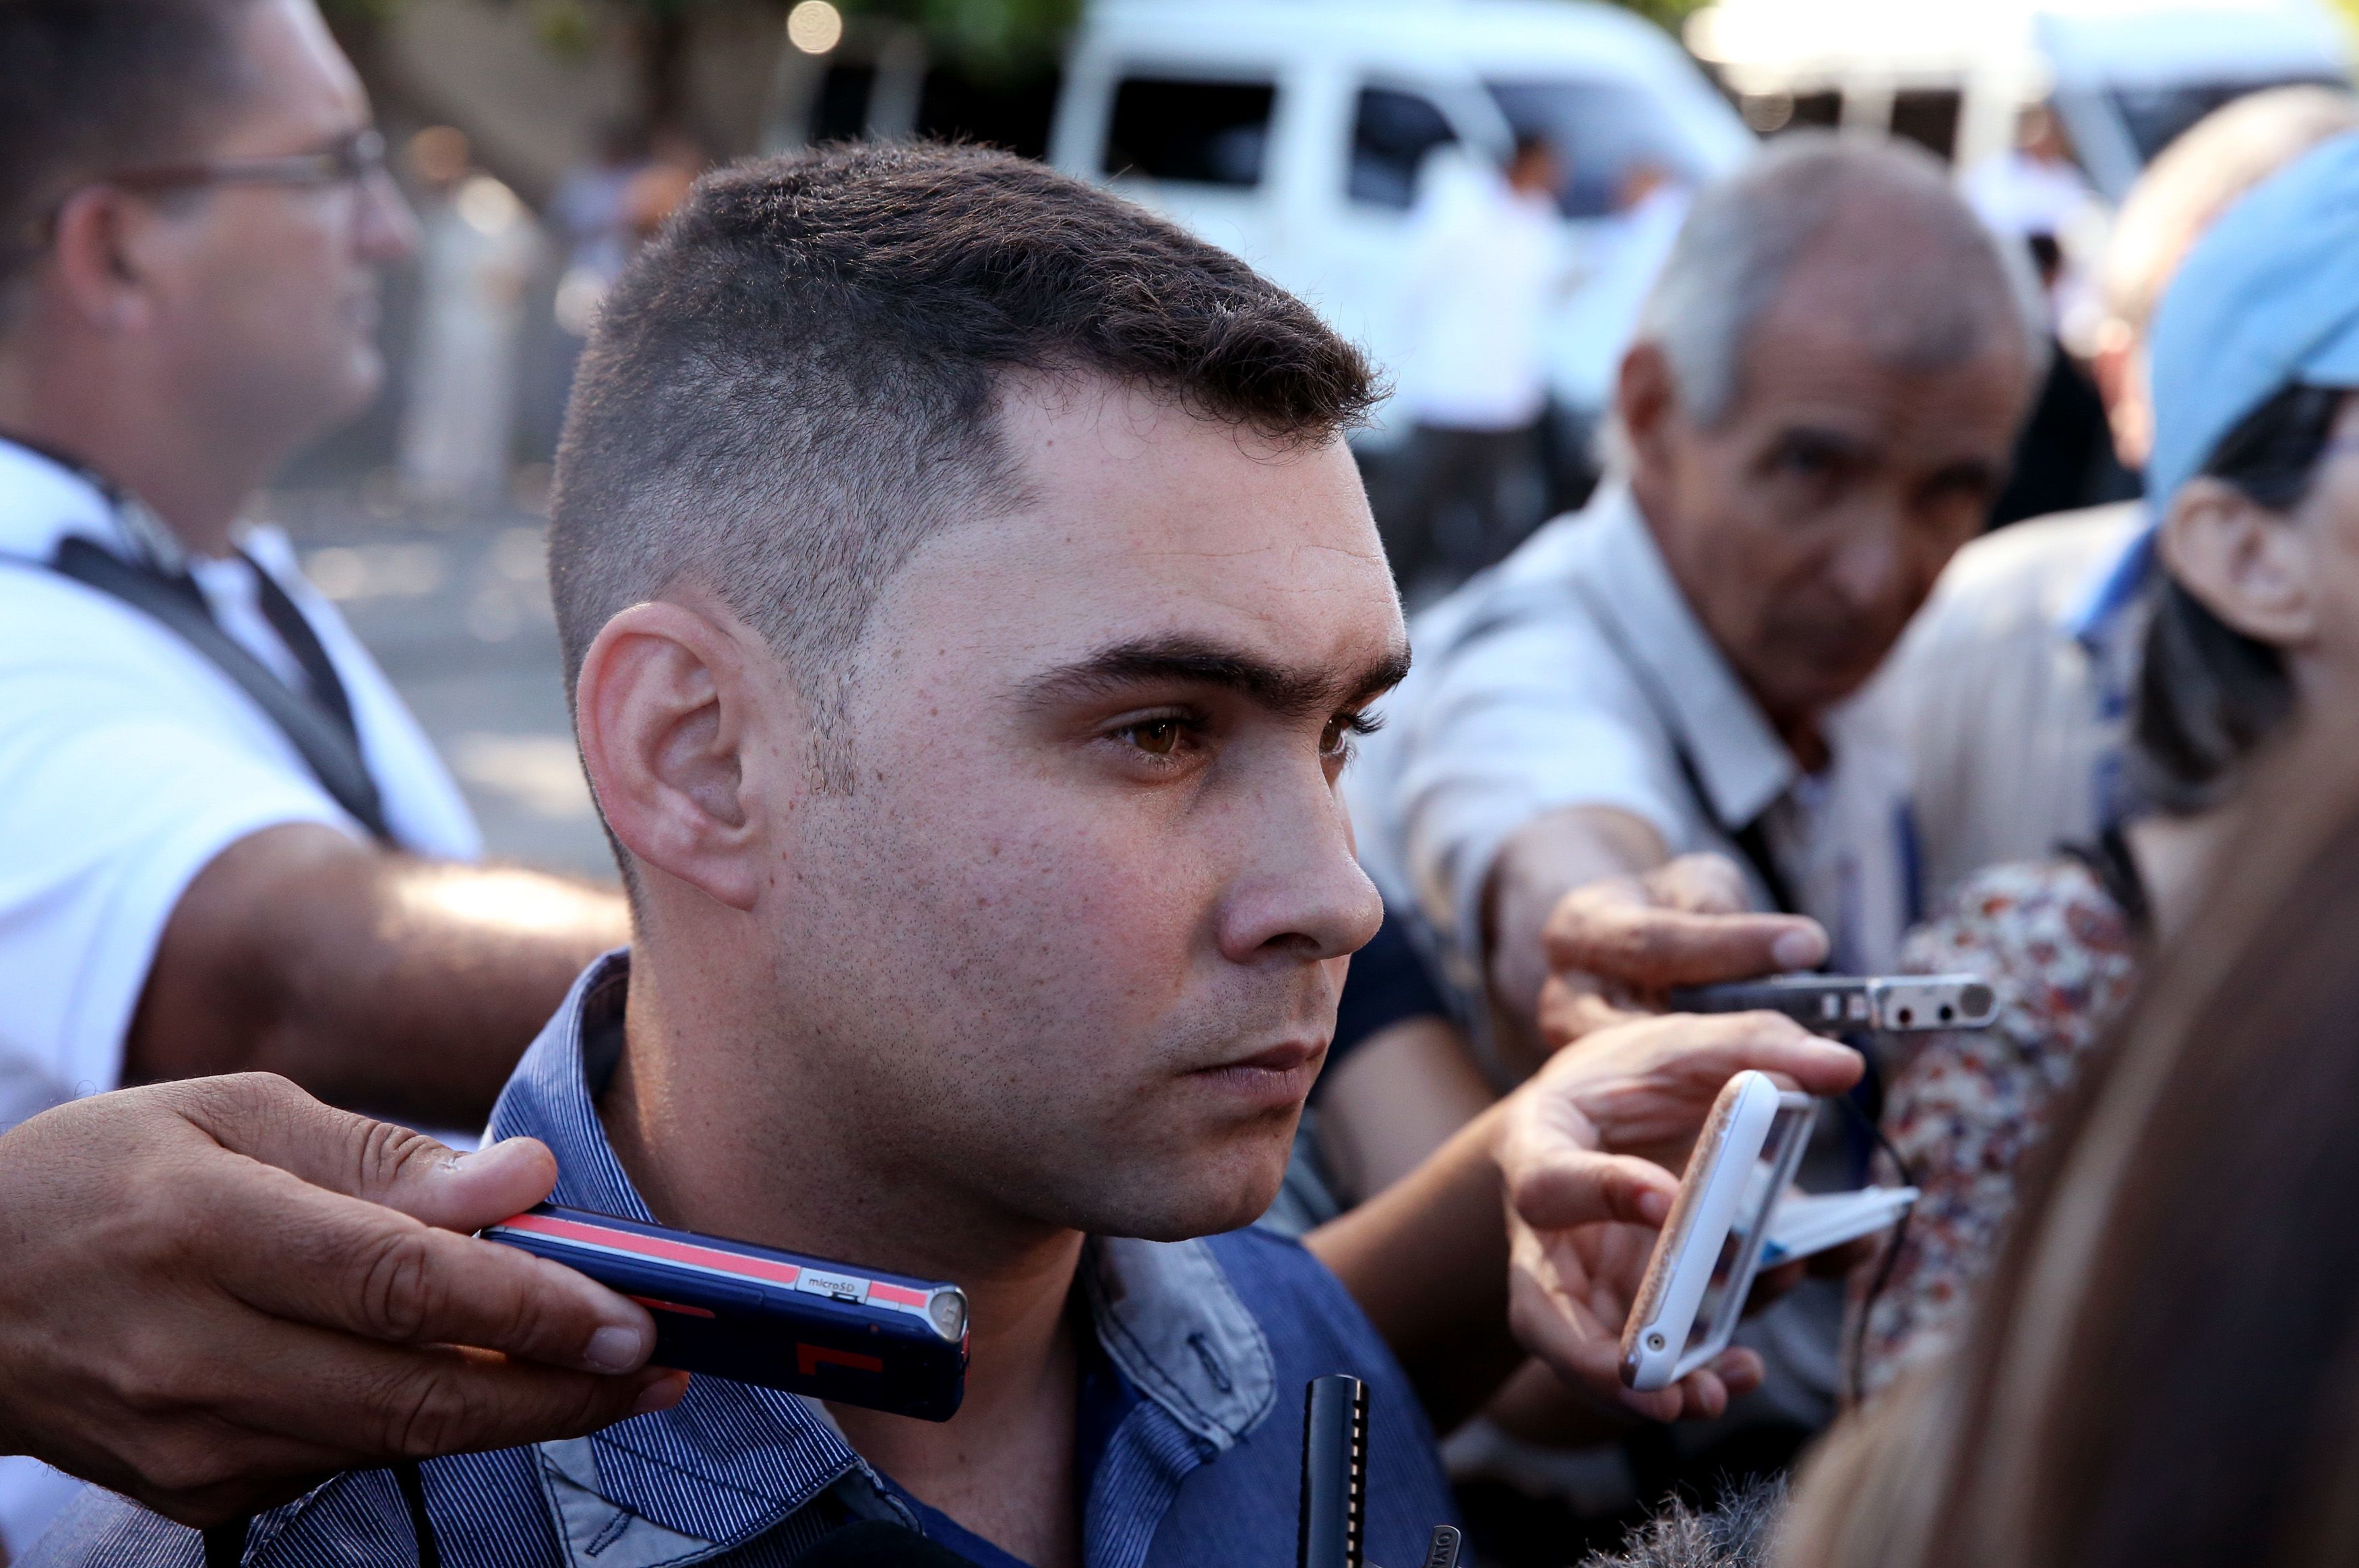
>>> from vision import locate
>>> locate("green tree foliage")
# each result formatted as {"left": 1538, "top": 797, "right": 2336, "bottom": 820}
{"left": 838, "top": 0, "right": 1080, "bottom": 73}
{"left": 1607, "top": 0, "right": 1709, "bottom": 31}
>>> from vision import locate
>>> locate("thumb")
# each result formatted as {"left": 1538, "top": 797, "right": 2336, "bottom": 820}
{"left": 1544, "top": 904, "right": 1827, "bottom": 991}
{"left": 375, "top": 1137, "right": 561, "bottom": 1234}
{"left": 1511, "top": 1149, "right": 1679, "bottom": 1231}
{"left": 166, "top": 1073, "right": 557, "bottom": 1232}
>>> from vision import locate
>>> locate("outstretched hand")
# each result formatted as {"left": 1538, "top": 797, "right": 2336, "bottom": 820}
{"left": 1537, "top": 854, "right": 1831, "bottom": 1049}
{"left": 0, "top": 1073, "right": 687, "bottom": 1526}
{"left": 1495, "top": 1010, "right": 1862, "bottom": 1420}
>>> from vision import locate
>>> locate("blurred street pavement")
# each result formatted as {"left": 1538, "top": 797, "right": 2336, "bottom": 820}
{"left": 268, "top": 479, "right": 617, "bottom": 884}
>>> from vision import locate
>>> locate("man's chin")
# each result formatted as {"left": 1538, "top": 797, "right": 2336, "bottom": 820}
{"left": 1058, "top": 1143, "right": 1295, "bottom": 1243}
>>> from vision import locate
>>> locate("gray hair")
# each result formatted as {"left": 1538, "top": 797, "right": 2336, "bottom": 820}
{"left": 1630, "top": 131, "right": 2046, "bottom": 427}
{"left": 1576, "top": 1477, "right": 1785, "bottom": 1568}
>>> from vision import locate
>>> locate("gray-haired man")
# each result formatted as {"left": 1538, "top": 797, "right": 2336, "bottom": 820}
{"left": 1347, "top": 133, "right": 2040, "bottom": 1439}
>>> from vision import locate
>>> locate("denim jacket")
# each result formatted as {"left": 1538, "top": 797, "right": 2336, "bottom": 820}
{"left": 34, "top": 955, "right": 1454, "bottom": 1568}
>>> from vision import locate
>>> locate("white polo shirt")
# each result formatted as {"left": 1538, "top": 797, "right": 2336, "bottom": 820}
{"left": 1348, "top": 483, "right": 1921, "bottom": 1028}
{"left": 1393, "top": 158, "right": 1565, "bottom": 433}
{"left": 0, "top": 441, "right": 482, "bottom": 1104}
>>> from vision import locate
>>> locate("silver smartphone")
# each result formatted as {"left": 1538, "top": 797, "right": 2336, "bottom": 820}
{"left": 1619, "top": 1071, "right": 1816, "bottom": 1392}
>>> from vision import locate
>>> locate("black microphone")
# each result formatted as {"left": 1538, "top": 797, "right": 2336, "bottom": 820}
{"left": 793, "top": 1520, "right": 983, "bottom": 1567}
{"left": 1299, "top": 1374, "right": 1369, "bottom": 1568}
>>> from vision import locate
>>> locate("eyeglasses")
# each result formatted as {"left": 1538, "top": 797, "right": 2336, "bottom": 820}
{"left": 9, "top": 128, "right": 388, "bottom": 261}
{"left": 103, "top": 126, "right": 388, "bottom": 195}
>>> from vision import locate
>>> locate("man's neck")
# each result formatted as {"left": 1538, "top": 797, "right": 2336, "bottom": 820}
{"left": 601, "top": 955, "right": 1088, "bottom": 1568}
{"left": 0, "top": 341, "right": 257, "bottom": 559}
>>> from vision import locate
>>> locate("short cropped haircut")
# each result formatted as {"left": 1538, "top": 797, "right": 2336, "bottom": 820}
{"left": 0, "top": 0, "right": 257, "bottom": 311}
{"left": 550, "top": 142, "right": 1377, "bottom": 782}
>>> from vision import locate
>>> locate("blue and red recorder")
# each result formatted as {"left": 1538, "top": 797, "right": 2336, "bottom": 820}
{"left": 481, "top": 1205, "right": 970, "bottom": 1421}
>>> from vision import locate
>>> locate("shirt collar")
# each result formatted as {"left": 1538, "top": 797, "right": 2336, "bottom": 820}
{"left": 2061, "top": 509, "right": 2157, "bottom": 650}
{"left": 0, "top": 436, "right": 189, "bottom": 571}
{"left": 487, "top": 953, "right": 865, "bottom": 1551}
{"left": 1576, "top": 486, "right": 1798, "bottom": 829}
{"left": 485, "top": 953, "right": 1279, "bottom": 1559}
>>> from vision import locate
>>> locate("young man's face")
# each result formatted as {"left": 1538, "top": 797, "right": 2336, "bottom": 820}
{"left": 755, "top": 381, "right": 1405, "bottom": 1241}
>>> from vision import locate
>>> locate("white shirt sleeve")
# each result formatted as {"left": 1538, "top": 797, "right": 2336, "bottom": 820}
{"left": 1391, "top": 599, "right": 1694, "bottom": 973}
{"left": 0, "top": 582, "right": 359, "bottom": 1096}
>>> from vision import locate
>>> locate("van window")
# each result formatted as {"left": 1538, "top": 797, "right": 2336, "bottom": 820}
{"left": 1486, "top": 79, "right": 1717, "bottom": 218}
{"left": 1349, "top": 87, "right": 1459, "bottom": 210}
{"left": 1105, "top": 77, "right": 1276, "bottom": 187}
{"left": 1890, "top": 88, "right": 1962, "bottom": 162}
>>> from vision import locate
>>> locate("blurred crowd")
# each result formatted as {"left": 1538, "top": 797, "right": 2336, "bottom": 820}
{"left": 9, "top": 1, "right": 2359, "bottom": 1567}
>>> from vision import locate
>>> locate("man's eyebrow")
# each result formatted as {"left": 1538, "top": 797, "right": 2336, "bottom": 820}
{"left": 1775, "top": 423, "right": 1876, "bottom": 461}
{"left": 1023, "top": 635, "right": 1412, "bottom": 720}
{"left": 1922, "top": 456, "right": 2006, "bottom": 494}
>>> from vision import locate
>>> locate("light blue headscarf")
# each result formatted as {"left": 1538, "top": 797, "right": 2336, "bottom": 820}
{"left": 2145, "top": 129, "right": 2359, "bottom": 507}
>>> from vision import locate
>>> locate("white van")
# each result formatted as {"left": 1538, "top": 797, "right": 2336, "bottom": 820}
{"left": 1686, "top": 0, "right": 2352, "bottom": 199}
{"left": 1046, "top": 0, "right": 1755, "bottom": 427}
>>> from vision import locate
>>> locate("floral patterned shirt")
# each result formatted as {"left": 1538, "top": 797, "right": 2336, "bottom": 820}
{"left": 1850, "top": 854, "right": 2143, "bottom": 1396}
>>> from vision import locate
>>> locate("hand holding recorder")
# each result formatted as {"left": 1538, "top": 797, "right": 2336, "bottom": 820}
{"left": 0, "top": 1075, "right": 681, "bottom": 1528}
{"left": 1535, "top": 854, "right": 1832, "bottom": 1051}
{"left": 1495, "top": 1011, "right": 1863, "bottom": 1421}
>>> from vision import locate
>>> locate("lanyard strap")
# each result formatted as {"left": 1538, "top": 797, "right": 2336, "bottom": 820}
{"left": 1667, "top": 735, "right": 1797, "bottom": 915}
{"left": 51, "top": 535, "right": 392, "bottom": 842}
{"left": 1558, "top": 571, "right": 1799, "bottom": 914}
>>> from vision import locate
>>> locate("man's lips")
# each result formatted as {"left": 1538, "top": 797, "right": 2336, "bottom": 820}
{"left": 1218, "top": 1039, "right": 1318, "bottom": 1073}
{"left": 1186, "top": 1039, "right": 1325, "bottom": 1106}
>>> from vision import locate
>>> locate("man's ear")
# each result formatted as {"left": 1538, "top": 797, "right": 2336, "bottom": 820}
{"left": 2157, "top": 476, "right": 2315, "bottom": 648}
{"left": 575, "top": 600, "right": 773, "bottom": 912}
{"left": 46, "top": 187, "right": 158, "bottom": 333}
{"left": 1614, "top": 341, "right": 1679, "bottom": 478}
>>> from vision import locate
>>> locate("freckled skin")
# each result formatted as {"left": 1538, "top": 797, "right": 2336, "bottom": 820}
{"left": 589, "top": 377, "right": 1407, "bottom": 1567}
{"left": 764, "top": 389, "right": 1403, "bottom": 1242}
{"left": 603, "top": 377, "right": 1408, "bottom": 1262}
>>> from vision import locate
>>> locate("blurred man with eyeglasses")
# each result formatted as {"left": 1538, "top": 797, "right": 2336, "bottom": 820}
{"left": 0, "top": 0, "right": 647, "bottom": 1551}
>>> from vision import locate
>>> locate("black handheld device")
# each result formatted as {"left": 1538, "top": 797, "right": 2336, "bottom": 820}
{"left": 1296, "top": 1375, "right": 1462, "bottom": 1568}
{"left": 480, "top": 1205, "right": 969, "bottom": 1420}
{"left": 1299, "top": 1375, "right": 1369, "bottom": 1568}
{"left": 1666, "top": 972, "right": 1997, "bottom": 1034}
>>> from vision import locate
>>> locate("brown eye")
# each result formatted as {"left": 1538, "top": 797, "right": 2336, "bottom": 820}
{"left": 1124, "top": 720, "right": 1182, "bottom": 756}
{"left": 1320, "top": 716, "right": 1350, "bottom": 755}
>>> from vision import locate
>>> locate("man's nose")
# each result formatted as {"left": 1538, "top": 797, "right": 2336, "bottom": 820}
{"left": 357, "top": 167, "right": 419, "bottom": 266}
{"left": 1215, "top": 774, "right": 1384, "bottom": 966}
{"left": 1827, "top": 520, "right": 1907, "bottom": 613}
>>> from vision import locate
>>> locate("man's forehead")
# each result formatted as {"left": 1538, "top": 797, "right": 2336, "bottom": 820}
{"left": 226, "top": 0, "right": 368, "bottom": 144}
{"left": 984, "top": 381, "right": 1400, "bottom": 644}
{"left": 1736, "top": 309, "right": 2031, "bottom": 449}
{"left": 864, "top": 453, "right": 1404, "bottom": 710}
{"left": 1748, "top": 216, "right": 2030, "bottom": 397}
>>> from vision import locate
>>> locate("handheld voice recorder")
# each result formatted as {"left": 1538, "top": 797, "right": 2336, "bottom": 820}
{"left": 481, "top": 1205, "right": 969, "bottom": 1420}
{"left": 1667, "top": 973, "right": 1998, "bottom": 1034}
